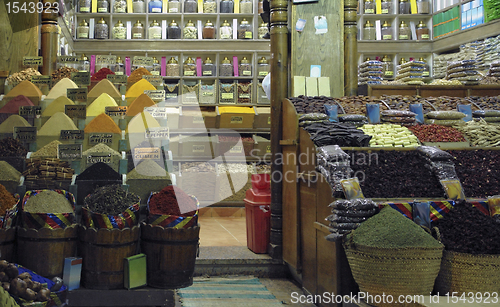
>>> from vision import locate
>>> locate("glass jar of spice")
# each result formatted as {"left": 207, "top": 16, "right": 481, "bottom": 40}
{"left": 184, "top": 20, "right": 198, "bottom": 39}
{"left": 114, "top": 0, "right": 126, "bottom": 12}
{"left": 240, "top": 0, "right": 252, "bottom": 14}
{"left": 381, "top": 0, "right": 392, "bottom": 14}
{"left": 149, "top": 0, "right": 162, "bottom": 12}
{"left": 114, "top": 56, "right": 125, "bottom": 75}
{"left": 363, "top": 20, "right": 375, "bottom": 40}
{"left": 258, "top": 23, "right": 268, "bottom": 39}
{"left": 203, "top": 20, "right": 216, "bottom": 39}
{"left": 79, "top": 54, "right": 90, "bottom": 72}
{"left": 203, "top": 0, "right": 216, "bottom": 13}
{"left": 238, "top": 18, "right": 252, "bottom": 39}
{"left": 364, "top": 0, "right": 375, "bottom": 14}
{"left": 95, "top": 18, "right": 109, "bottom": 39}
{"left": 151, "top": 57, "right": 161, "bottom": 75}
{"left": 398, "top": 21, "right": 410, "bottom": 40}
{"left": 220, "top": 0, "right": 234, "bottom": 13}
{"left": 167, "top": 20, "right": 181, "bottom": 39}
{"left": 184, "top": 0, "right": 197, "bottom": 12}
{"left": 258, "top": 0, "right": 263, "bottom": 14}
{"left": 132, "top": 20, "right": 144, "bottom": 39}
{"left": 239, "top": 57, "right": 252, "bottom": 77}
{"left": 79, "top": 0, "right": 91, "bottom": 12}
{"left": 220, "top": 20, "right": 232, "bottom": 39}
{"left": 149, "top": 20, "right": 162, "bottom": 39}
{"left": 183, "top": 57, "right": 196, "bottom": 76}
{"left": 416, "top": 21, "right": 430, "bottom": 40}
{"left": 382, "top": 55, "right": 394, "bottom": 80}
{"left": 381, "top": 20, "right": 393, "bottom": 40}
{"left": 257, "top": 57, "right": 269, "bottom": 77}
{"left": 166, "top": 57, "right": 180, "bottom": 76}
{"left": 417, "top": 0, "right": 430, "bottom": 14}
{"left": 77, "top": 19, "right": 90, "bottom": 39}
{"left": 168, "top": 0, "right": 180, "bottom": 12}
{"left": 220, "top": 57, "right": 233, "bottom": 77}
{"left": 132, "top": 0, "right": 145, "bottom": 13}
{"left": 419, "top": 57, "right": 430, "bottom": 77}
{"left": 399, "top": 57, "right": 407, "bottom": 65}
{"left": 202, "top": 57, "right": 216, "bottom": 76}
{"left": 97, "top": 0, "right": 108, "bottom": 13}
{"left": 399, "top": 0, "right": 410, "bottom": 14}
{"left": 112, "top": 20, "right": 126, "bottom": 39}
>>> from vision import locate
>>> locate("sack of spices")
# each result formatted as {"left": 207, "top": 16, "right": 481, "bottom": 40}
{"left": 425, "top": 111, "right": 466, "bottom": 120}
{"left": 21, "top": 189, "right": 76, "bottom": 229}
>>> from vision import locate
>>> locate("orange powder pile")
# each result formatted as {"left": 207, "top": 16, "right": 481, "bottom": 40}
{"left": 84, "top": 113, "right": 122, "bottom": 134}
{"left": 127, "top": 94, "right": 156, "bottom": 117}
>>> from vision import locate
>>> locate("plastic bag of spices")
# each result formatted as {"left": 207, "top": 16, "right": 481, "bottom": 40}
{"left": 299, "top": 113, "right": 328, "bottom": 122}
{"left": 473, "top": 110, "right": 500, "bottom": 117}
{"left": 457, "top": 104, "right": 473, "bottom": 122}
{"left": 324, "top": 104, "right": 338, "bottom": 122}
{"left": 366, "top": 103, "right": 380, "bottom": 124}
{"left": 381, "top": 110, "right": 417, "bottom": 117}
{"left": 410, "top": 103, "right": 425, "bottom": 124}
{"left": 426, "top": 111, "right": 466, "bottom": 120}
{"left": 416, "top": 146, "right": 453, "bottom": 161}
{"left": 327, "top": 213, "right": 369, "bottom": 224}
{"left": 339, "top": 114, "right": 368, "bottom": 122}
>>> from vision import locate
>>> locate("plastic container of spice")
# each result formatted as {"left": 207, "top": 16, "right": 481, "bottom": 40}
{"left": 419, "top": 57, "right": 431, "bottom": 78}
{"left": 416, "top": 21, "right": 430, "bottom": 40}
{"left": 220, "top": 0, "right": 233, "bottom": 13}
{"left": 238, "top": 19, "right": 252, "bottom": 39}
{"left": 203, "top": 0, "right": 216, "bottom": 13}
{"left": 257, "top": 57, "right": 269, "bottom": 77}
{"left": 417, "top": 0, "right": 430, "bottom": 14}
{"left": 220, "top": 57, "right": 233, "bottom": 77}
{"left": 77, "top": 19, "right": 90, "bottom": 39}
{"left": 114, "top": 56, "right": 125, "bottom": 75}
{"left": 382, "top": 55, "right": 394, "bottom": 80}
{"left": 202, "top": 57, "right": 216, "bottom": 76}
{"left": 114, "top": 0, "right": 126, "bottom": 12}
{"left": 149, "top": 0, "right": 162, "bottom": 12}
{"left": 132, "top": 0, "right": 145, "bottom": 13}
{"left": 95, "top": 18, "right": 109, "bottom": 39}
{"left": 258, "top": 23, "right": 268, "bottom": 39}
{"left": 166, "top": 57, "right": 180, "bottom": 77}
{"left": 97, "top": 0, "right": 109, "bottom": 13}
{"left": 183, "top": 57, "right": 196, "bottom": 76}
{"left": 167, "top": 20, "right": 181, "bottom": 39}
{"left": 149, "top": 20, "right": 162, "bottom": 39}
{"left": 381, "top": 0, "right": 392, "bottom": 14}
{"left": 399, "top": 0, "right": 410, "bottom": 14}
{"left": 240, "top": 0, "right": 252, "bottom": 14}
{"left": 132, "top": 20, "right": 144, "bottom": 39}
{"left": 381, "top": 20, "right": 393, "bottom": 40}
{"left": 203, "top": 20, "right": 216, "bottom": 39}
{"left": 79, "top": 0, "right": 91, "bottom": 12}
{"left": 364, "top": 0, "right": 375, "bottom": 14}
{"left": 220, "top": 20, "right": 232, "bottom": 39}
{"left": 398, "top": 21, "right": 410, "bottom": 40}
{"left": 168, "top": 0, "right": 180, "bottom": 12}
{"left": 184, "top": 0, "right": 197, "bottom": 12}
{"left": 112, "top": 20, "right": 126, "bottom": 39}
{"left": 239, "top": 57, "right": 252, "bottom": 77}
{"left": 184, "top": 20, "right": 197, "bottom": 39}
{"left": 363, "top": 20, "right": 375, "bottom": 40}
{"left": 151, "top": 57, "right": 161, "bottom": 75}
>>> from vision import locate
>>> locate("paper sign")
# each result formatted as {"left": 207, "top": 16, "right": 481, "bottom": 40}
{"left": 23, "top": 56, "right": 43, "bottom": 66}
{"left": 88, "top": 133, "right": 114, "bottom": 144}
{"left": 58, "top": 56, "right": 79, "bottom": 63}
{"left": 60, "top": 130, "right": 85, "bottom": 140}
{"left": 19, "top": 106, "right": 41, "bottom": 118}
{"left": 58, "top": 144, "right": 83, "bottom": 160}
{"left": 65, "top": 105, "right": 87, "bottom": 119}
{"left": 314, "top": 16, "right": 328, "bottom": 34}
{"left": 144, "top": 127, "right": 170, "bottom": 139}
{"left": 14, "top": 127, "right": 37, "bottom": 142}
{"left": 296, "top": 18, "right": 306, "bottom": 32}
{"left": 31, "top": 75, "right": 52, "bottom": 86}
{"left": 107, "top": 74, "right": 128, "bottom": 83}
{"left": 133, "top": 147, "right": 161, "bottom": 160}
{"left": 70, "top": 72, "right": 91, "bottom": 86}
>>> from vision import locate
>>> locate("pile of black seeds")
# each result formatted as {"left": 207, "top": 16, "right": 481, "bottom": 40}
{"left": 84, "top": 184, "right": 140, "bottom": 215}
{"left": 345, "top": 150, "right": 444, "bottom": 198}
{"left": 433, "top": 201, "right": 500, "bottom": 254}
{"left": 76, "top": 162, "right": 122, "bottom": 181}
{"left": 448, "top": 150, "right": 500, "bottom": 198}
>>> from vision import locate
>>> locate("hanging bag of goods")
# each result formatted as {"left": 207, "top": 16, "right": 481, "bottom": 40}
{"left": 81, "top": 184, "right": 141, "bottom": 229}
{"left": 21, "top": 190, "right": 76, "bottom": 230}
{"left": 146, "top": 185, "right": 199, "bottom": 229}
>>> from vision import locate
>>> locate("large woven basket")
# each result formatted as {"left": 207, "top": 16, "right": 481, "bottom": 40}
{"left": 435, "top": 250, "right": 500, "bottom": 294}
{"left": 344, "top": 243, "right": 443, "bottom": 307}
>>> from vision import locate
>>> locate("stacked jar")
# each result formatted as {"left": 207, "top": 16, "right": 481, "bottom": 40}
{"left": 132, "top": 20, "right": 144, "bottom": 39}
{"left": 77, "top": 19, "right": 90, "bottom": 39}
{"left": 202, "top": 57, "right": 216, "bottom": 76}
{"left": 149, "top": 0, "right": 162, "bottom": 12}
{"left": 381, "top": 21, "right": 393, "bottom": 41}
{"left": 240, "top": 0, "right": 252, "bottom": 14}
{"left": 382, "top": 55, "right": 394, "bottom": 80}
{"left": 114, "top": 57, "right": 125, "bottom": 75}
{"left": 97, "top": 0, "right": 108, "bottom": 13}
{"left": 398, "top": 21, "right": 410, "bottom": 40}
{"left": 133, "top": 0, "right": 145, "bottom": 13}
{"left": 416, "top": 21, "right": 430, "bottom": 41}
{"left": 184, "top": 0, "right": 197, "bottom": 12}
{"left": 203, "top": 21, "right": 216, "bottom": 39}
{"left": 149, "top": 20, "right": 162, "bottom": 39}
{"left": 167, "top": 20, "right": 181, "bottom": 39}
{"left": 238, "top": 19, "right": 252, "bottom": 39}
{"left": 151, "top": 57, "right": 161, "bottom": 75}
{"left": 184, "top": 20, "right": 198, "bottom": 39}
{"left": 168, "top": 0, "right": 180, "bottom": 12}
{"left": 220, "top": 20, "right": 232, "bottom": 39}
{"left": 203, "top": 0, "right": 216, "bottom": 13}
{"left": 257, "top": 57, "right": 269, "bottom": 77}
{"left": 220, "top": 57, "right": 233, "bottom": 77}
{"left": 363, "top": 20, "right": 375, "bottom": 40}
{"left": 183, "top": 57, "right": 196, "bottom": 76}
{"left": 220, "top": 0, "right": 233, "bottom": 13}
{"left": 114, "top": 0, "right": 126, "bottom": 12}
{"left": 112, "top": 20, "right": 126, "bottom": 39}
{"left": 239, "top": 57, "right": 252, "bottom": 77}
{"left": 95, "top": 18, "right": 108, "bottom": 39}
{"left": 166, "top": 57, "right": 180, "bottom": 77}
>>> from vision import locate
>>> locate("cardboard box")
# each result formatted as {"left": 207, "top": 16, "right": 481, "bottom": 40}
{"left": 124, "top": 253, "right": 147, "bottom": 289}
{"left": 63, "top": 257, "right": 82, "bottom": 290}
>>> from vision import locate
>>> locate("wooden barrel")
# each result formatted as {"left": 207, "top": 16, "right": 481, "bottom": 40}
{"left": 140, "top": 223, "right": 200, "bottom": 289}
{"left": 0, "top": 227, "right": 16, "bottom": 262}
{"left": 16, "top": 224, "right": 78, "bottom": 278}
{"left": 78, "top": 225, "right": 140, "bottom": 290}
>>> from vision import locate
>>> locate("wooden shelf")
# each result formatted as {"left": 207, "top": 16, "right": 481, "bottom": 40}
{"left": 358, "top": 41, "right": 433, "bottom": 53}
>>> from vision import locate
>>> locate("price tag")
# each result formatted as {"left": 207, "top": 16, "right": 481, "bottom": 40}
{"left": 192, "top": 145, "right": 205, "bottom": 153}
{"left": 86, "top": 153, "right": 113, "bottom": 164}
{"left": 143, "top": 75, "right": 163, "bottom": 87}
{"left": 203, "top": 71, "right": 213, "bottom": 76}
{"left": 144, "top": 107, "right": 168, "bottom": 119}
{"left": 239, "top": 94, "right": 250, "bottom": 98}
{"left": 67, "top": 88, "right": 88, "bottom": 103}
{"left": 245, "top": 31, "right": 253, "bottom": 39}
{"left": 23, "top": 56, "right": 43, "bottom": 66}
{"left": 202, "top": 91, "right": 214, "bottom": 96}
{"left": 65, "top": 105, "right": 87, "bottom": 119}
{"left": 60, "top": 130, "right": 85, "bottom": 140}
{"left": 259, "top": 71, "right": 269, "bottom": 77}
{"left": 267, "top": 117, "right": 271, "bottom": 125}
{"left": 222, "top": 93, "right": 234, "bottom": 100}
{"left": 230, "top": 116, "right": 244, "bottom": 124}
{"left": 14, "top": 127, "right": 37, "bottom": 142}
{"left": 151, "top": 71, "right": 160, "bottom": 76}
{"left": 89, "top": 133, "right": 114, "bottom": 144}
{"left": 133, "top": 147, "right": 161, "bottom": 160}
{"left": 144, "top": 90, "right": 165, "bottom": 101}
{"left": 96, "top": 55, "right": 117, "bottom": 65}
{"left": 105, "top": 106, "right": 128, "bottom": 117}
{"left": 71, "top": 71, "right": 91, "bottom": 86}
{"left": 31, "top": 75, "right": 52, "bottom": 87}
{"left": 242, "top": 70, "right": 252, "bottom": 76}
{"left": 19, "top": 106, "right": 41, "bottom": 118}
{"left": 133, "top": 56, "right": 154, "bottom": 66}
{"left": 184, "top": 70, "right": 195, "bottom": 76}
{"left": 266, "top": 145, "right": 271, "bottom": 153}
{"left": 58, "top": 56, "right": 79, "bottom": 63}
{"left": 144, "top": 127, "right": 170, "bottom": 139}
{"left": 58, "top": 144, "right": 83, "bottom": 160}
{"left": 107, "top": 74, "right": 128, "bottom": 83}
{"left": 229, "top": 145, "right": 243, "bottom": 153}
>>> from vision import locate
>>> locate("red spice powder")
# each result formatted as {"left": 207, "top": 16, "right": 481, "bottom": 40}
{"left": 91, "top": 68, "right": 115, "bottom": 82}
{"left": 149, "top": 186, "right": 197, "bottom": 216}
{"left": 0, "top": 95, "right": 34, "bottom": 113}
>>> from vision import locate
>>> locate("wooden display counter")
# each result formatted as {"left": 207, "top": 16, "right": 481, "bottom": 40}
{"left": 358, "top": 84, "right": 500, "bottom": 98}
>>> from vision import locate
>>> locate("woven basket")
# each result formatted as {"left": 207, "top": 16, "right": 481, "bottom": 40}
{"left": 344, "top": 243, "right": 443, "bottom": 307}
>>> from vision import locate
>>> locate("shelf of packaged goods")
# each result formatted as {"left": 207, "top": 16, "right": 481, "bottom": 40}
{"left": 172, "top": 156, "right": 271, "bottom": 162}
{"left": 434, "top": 0, "right": 474, "bottom": 15}
{"left": 432, "top": 19, "right": 500, "bottom": 53}
{"left": 357, "top": 41, "right": 433, "bottom": 53}
{"left": 71, "top": 39, "right": 271, "bottom": 52}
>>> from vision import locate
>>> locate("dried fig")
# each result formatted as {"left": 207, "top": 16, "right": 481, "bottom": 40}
{"left": 5, "top": 264, "right": 19, "bottom": 279}
{"left": 0, "top": 260, "right": 8, "bottom": 272}
{"left": 0, "top": 272, "right": 8, "bottom": 282}
{"left": 18, "top": 272, "right": 31, "bottom": 280}
{"left": 10, "top": 277, "right": 27, "bottom": 296}
{"left": 22, "top": 288, "right": 37, "bottom": 301}
{"left": 2, "top": 282, "right": 9, "bottom": 291}
{"left": 36, "top": 288, "right": 51, "bottom": 302}
{"left": 31, "top": 281, "right": 42, "bottom": 292}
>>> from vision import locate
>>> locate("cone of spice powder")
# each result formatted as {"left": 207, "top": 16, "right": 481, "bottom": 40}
{"left": 0, "top": 115, "right": 32, "bottom": 134}
{"left": 42, "top": 96, "right": 75, "bottom": 117}
{"left": 126, "top": 111, "right": 161, "bottom": 133}
{"left": 84, "top": 113, "right": 122, "bottom": 134}
{"left": 0, "top": 183, "right": 17, "bottom": 216}
{"left": 127, "top": 67, "right": 152, "bottom": 86}
{"left": 125, "top": 79, "right": 156, "bottom": 103}
{"left": 88, "top": 79, "right": 121, "bottom": 100}
{"left": 4, "top": 80, "right": 43, "bottom": 104}
{"left": 91, "top": 68, "right": 115, "bottom": 82}
{"left": 0, "top": 95, "right": 34, "bottom": 113}
{"left": 31, "top": 140, "right": 63, "bottom": 157}
{"left": 0, "top": 161, "right": 22, "bottom": 193}
{"left": 45, "top": 78, "right": 78, "bottom": 99}
{"left": 86, "top": 93, "right": 118, "bottom": 116}
{"left": 127, "top": 94, "right": 156, "bottom": 117}
{"left": 38, "top": 112, "right": 78, "bottom": 136}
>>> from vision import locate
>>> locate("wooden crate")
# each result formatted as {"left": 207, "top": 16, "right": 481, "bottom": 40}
{"left": 217, "top": 106, "right": 255, "bottom": 129}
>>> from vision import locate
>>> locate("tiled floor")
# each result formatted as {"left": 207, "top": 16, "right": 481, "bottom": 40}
{"left": 198, "top": 207, "right": 247, "bottom": 247}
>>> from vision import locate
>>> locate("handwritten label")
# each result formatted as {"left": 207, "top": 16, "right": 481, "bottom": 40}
{"left": 71, "top": 71, "right": 91, "bottom": 86}
{"left": 107, "top": 74, "right": 127, "bottom": 83}
{"left": 58, "top": 144, "right": 83, "bottom": 160}
{"left": 184, "top": 70, "right": 195, "bottom": 76}
{"left": 23, "top": 56, "right": 43, "bottom": 66}
{"left": 86, "top": 153, "right": 112, "bottom": 164}
{"left": 96, "top": 55, "right": 117, "bottom": 65}
{"left": 14, "top": 127, "right": 37, "bottom": 142}
{"left": 144, "top": 107, "right": 168, "bottom": 119}
{"left": 202, "top": 91, "right": 214, "bottom": 96}
{"left": 89, "top": 133, "right": 114, "bottom": 144}
{"left": 31, "top": 75, "right": 52, "bottom": 86}
{"left": 203, "top": 70, "right": 213, "bottom": 76}
{"left": 67, "top": 88, "right": 88, "bottom": 103}
{"left": 145, "top": 90, "right": 165, "bottom": 101}
{"left": 19, "top": 106, "right": 41, "bottom": 118}
{"left": 193, "top": 116, "right": 204, "bottom": 124}
{"left": 65, "top": 105, "right": 87, "bottom": 119}
{"left": 133, "top": 56, "right": 154, "bottom": 66}
{"left": 143, "top": 75, "right": 163, "bottom": 87}
{"left": 105, "top": 106, "right": 128, "bottom": 117}
{"left": 58, "top": 56, "right": 79, "bottom": 63}
{"left": 230, "top": 145, "right": 243, "bottom": 153}
{"left": 133, "top": 147, "right": 161, "bottom": 160}
{"left": 242, "top": 70, "right": 252, "bottom": 76}
{"left": 144, "top": 127, "right": 170, "bottom": 140}
{"left": 230, "top": 116, "right": 244, "bottom": 124}
{"left": 60, "top": 130, "right": 85, "bottom": 140}
{"left": 192, "top": 145, "right": 205, "bottom": 153}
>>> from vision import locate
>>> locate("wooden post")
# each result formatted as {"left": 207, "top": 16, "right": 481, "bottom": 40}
{"left": 40, "top": 0, "right": 59, "bottom": 76}
{"left": 344, "top": 0, "right": 358, "bottom": 96}
{"left": 269, "top": 0, "right": 288, "bottom": 260}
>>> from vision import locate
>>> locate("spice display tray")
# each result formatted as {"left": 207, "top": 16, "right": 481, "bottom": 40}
{"left": 216, "top": 106, "right": 255, "bottom": 129}
{"left": 179, "top": 106, "right": 217, "bottom": 129}
{"left": 421, "top": 141, "right": 471, "bottom": 149}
